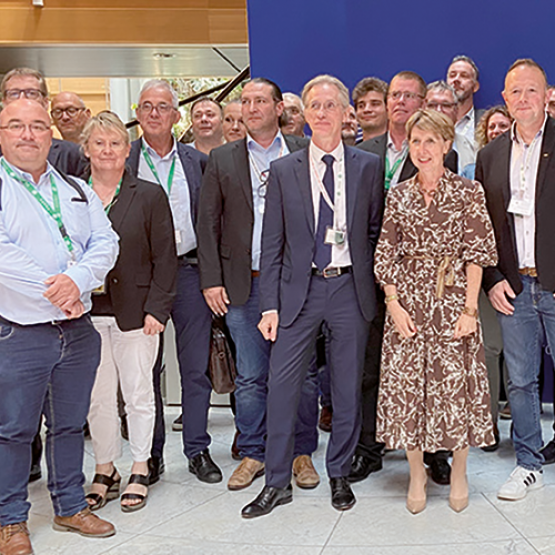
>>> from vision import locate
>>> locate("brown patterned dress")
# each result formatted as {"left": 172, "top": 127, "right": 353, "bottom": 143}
{"left": 374, "top": 170, "right": 497, "bottom": 452}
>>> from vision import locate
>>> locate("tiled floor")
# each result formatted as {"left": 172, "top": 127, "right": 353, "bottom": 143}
{"left": 27, "top": 406, "right": 555, "bottom": 554}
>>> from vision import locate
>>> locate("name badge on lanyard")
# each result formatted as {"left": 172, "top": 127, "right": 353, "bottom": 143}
{"left": 508, "top": 196, "right": 534, "bottom": 217}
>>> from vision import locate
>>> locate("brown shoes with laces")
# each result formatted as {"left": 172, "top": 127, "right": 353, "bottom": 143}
{"left": 0, "top": 522, "right": 33, "bottom": 555}
{"left": 52, "top": 508, "right": 115, "bottom": 537}
{"left": 227, "top": 457, "right": 265, "bottom": 490}
{"left": 292, "top": 455, "right": 320, "bottom": 489}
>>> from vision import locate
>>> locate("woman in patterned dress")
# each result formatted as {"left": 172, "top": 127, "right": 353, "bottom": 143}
{"left": 374, "top": 109, "right": 497, "bottom": 514}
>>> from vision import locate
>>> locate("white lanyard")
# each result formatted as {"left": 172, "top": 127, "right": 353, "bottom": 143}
{"left": 309, "top": 153, "right": 343, "bottom": 212}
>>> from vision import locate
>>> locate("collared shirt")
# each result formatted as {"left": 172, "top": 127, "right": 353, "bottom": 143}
{"left": 509, "top": 116, "right": 547, "bottom": 268}
{"left": 138, "top": 137, "right": 196, "bottom": 256}
{"left": 0, "top": 158, "right": 119, "bottom": 325}
{"left": 386, "top": 132, "right": 408, "bottom": 189}
{"left": 247, "top": 130, "right": 289, "bottom": 271}
{"left": 309, "top": 141, "right": 352, "bottom": 267}
{"left": 455, "top": 106, "right": 478, "bottom": 170}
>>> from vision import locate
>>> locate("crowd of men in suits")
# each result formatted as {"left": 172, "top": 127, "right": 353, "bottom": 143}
{"left": 1, "top": 53, "right": 555, "bottom": 553}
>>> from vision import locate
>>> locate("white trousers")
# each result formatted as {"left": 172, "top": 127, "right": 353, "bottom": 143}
{"left": 88, "top": 316, "right": 158, "bottom": 464}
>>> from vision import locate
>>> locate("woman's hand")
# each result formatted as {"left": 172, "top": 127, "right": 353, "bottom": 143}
{"left": 387, "top": 301, "right": 417, "bottom": 338}
{"left": 143, "top": 314, "right": 165, "bottom": 335}
{"left": 453, "top": 313, "right": 477, "bottom": 339}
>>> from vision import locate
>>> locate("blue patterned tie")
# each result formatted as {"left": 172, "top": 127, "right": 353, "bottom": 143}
{"left": 314, "top": 154, "right": 335, "bottom": 271}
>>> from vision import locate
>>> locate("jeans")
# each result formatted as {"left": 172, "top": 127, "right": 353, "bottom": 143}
{"left": 497, "top": 275, "right": 555, "bottom": 470}
{"left": 0, "top": 315, "right": 100, "bottom": 525}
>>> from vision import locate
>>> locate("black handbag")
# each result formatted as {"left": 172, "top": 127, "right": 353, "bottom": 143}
{"left": 208, "top": 316, "right": 237, "bottom": 394}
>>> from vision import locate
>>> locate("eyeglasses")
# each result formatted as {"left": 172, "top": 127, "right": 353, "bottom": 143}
{"left": 137, "top": 102, "right": 174, "bottom": 114}
{"left": 51, "top": 107, "right": 86, "bottom": 119}
{"left": 388, "top": 91, "right": 425, "bottom": 102}
{"left": 257, "top": 169, "right": 270, "bottom": 198}
{"left": 426, "top": 101, "right": 457, "bottom": 111}
{"left": 306, "top": 100, "right": 341, "bottom": 113}
{"left": 0, "top": 122, "right": 51, "bottom": 134}
{"left": 3, "top": 89, "right": 46, "bottom": 102}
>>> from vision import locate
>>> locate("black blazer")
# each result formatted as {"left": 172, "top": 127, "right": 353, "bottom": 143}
{"left": 127, "top": 139, "right": 207, "bottom": 229}
{"left": 357, "top": 132, "right": 459, "bottom": 181}
{"left": 197, "top": 134, "right": 309, "bottom": 306}
{"left": 475, "top": 117, "right": 555, "bottom": 295}
{"left": 93, "top": 170, "right": 178, "bottom": 331}
{"left": 260, "top": 146, "right": 384, "bottom": 326}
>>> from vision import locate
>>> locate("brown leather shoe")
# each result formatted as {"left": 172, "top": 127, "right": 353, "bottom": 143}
{"left": 227, "top": 457, "right": 264, "bottom": 491}
{"left": 318, "top": 405, "right": 333, "bottom": 433}
{"left": 52, "top": 508, "right": 115, "bottom": 538}
{"left": 0, "top": 523, "right": 33, "bottom": 555}
{"left": 292, "top": 455, "right": 320, "bottom": 489}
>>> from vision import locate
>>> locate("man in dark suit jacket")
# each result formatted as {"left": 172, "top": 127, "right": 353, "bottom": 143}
{"left": 198, "top": 78, "right": 320, "bottom": 492}
{"left": 127, "top": 79, "right": 221, "bottom": 487}
{"left": 241, "top": 75, "right": 383, "bottom": 518}
{"left": 476, "top": 59, "right": 555, "bottom": 502}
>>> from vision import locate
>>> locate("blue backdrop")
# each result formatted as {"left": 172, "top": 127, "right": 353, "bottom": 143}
{"left": 247, "top": 0, "right": 555, "bottom": 110}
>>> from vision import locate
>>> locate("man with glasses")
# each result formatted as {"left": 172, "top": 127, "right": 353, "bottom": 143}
{"left": 127, "top": 79, "right": 222, "bottom": 487}
{"left": 50, "top": 92, "right": 91, "bottom": 144}
{"left": 198, "top": 78, "right": 320, "bottom": 492}
{"left": 353, "top": 71, "right": 458, "bottom": 487}
{"left": 0, "top": 99, "right": 118, "bottom": 555}
{"left": 1, "top": 68, "right": 86, "bottom": 178}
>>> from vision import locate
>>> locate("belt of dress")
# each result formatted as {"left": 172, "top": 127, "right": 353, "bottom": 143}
{"left": 403, "top": 255, "right": 454, "bottom": 298}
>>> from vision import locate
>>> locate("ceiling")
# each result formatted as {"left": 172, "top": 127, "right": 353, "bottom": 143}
{"left": 0, "top": 45, "right": 249, "bottom": 78}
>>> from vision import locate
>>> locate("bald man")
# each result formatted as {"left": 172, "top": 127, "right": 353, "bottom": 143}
{"left": 50, "top": 91, "right": 91, "bottom": 144}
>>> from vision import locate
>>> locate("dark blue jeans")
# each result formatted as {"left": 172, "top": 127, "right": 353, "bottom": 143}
{"left": 0, "top": 315, "right": 100, "bottom": 526}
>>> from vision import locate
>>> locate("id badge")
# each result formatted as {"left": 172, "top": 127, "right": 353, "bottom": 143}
{"left": 324, "top": 227, "right": 345, "bottom": 246}
{"left": 175, "top": 229, "right": 183, "bottom": 245}
{"left": 92, "top": 282, "right": 106, "bottom": 295}
{"left": 508, "top": 196, "right": 534, "bottom": 217}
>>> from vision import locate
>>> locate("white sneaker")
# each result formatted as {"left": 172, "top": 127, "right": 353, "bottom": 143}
{"left": 497, "top": 466, "right": 544, "bottom": 501}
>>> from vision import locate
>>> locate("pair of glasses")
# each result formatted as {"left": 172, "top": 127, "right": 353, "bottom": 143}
{"left": 4, "top": 89, "right": 46, "bottom": 102}
{"left": 257, "top": 169, "right": 270, "bottom": 198}
{"left": 426, "top": 102, "right": 457, "bottom": 110}
{"left": 0, "top": 122, "right": 51, "bottom": 134}
{"left": 137, "top": 102, "right": 174, "bottom": 114}
{"left": 51, "top": 107, "right": 86, "bottom": 119}
{"left": 388, "top": 91, "right": 424, "bottom": 101}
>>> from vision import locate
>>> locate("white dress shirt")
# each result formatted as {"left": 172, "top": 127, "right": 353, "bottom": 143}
{"left": 386, "top": 133, "right": 408, "bottom": 189}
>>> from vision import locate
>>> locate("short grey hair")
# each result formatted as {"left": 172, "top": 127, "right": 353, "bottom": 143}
{"left": 138, "top": 79, "right": 179, "bottom": 109}
{"left": 450, "top": 55, "right": 480, "bottom": 81}
{"left": 283, "top": 92, "right": 304, "bottom": 111}
{"left": 426, "top": 80, "right": 458, "bottom": 104}
{"left": 301, "top": 75, "right": 350, "bottom": 109}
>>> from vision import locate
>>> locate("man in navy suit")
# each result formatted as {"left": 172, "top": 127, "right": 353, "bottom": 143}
{"left": 242, "top": 75, "right": 384, "bottom": 518}
{"left": 127, "top": 80, "right": 221, "bottom": 486}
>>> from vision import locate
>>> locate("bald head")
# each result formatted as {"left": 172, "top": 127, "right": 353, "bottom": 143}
{"left": 51, "top": 91, "right": 91, "bottom": 143}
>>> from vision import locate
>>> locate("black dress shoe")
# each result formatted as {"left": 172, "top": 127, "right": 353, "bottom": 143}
{"left": 347, "top": 454, "right": 382, "bottom": 483}
{"left": 427, "top": 457, "right": 451, "bottom": 485}
{"left": 241, "top": 485, "right": 293, "bottom": 519}
{"left": 189, "top": 450, "right": 223, "bottom": 483}
{"left": 29, "top": 463, "right": 42, "bottom": 483}
{"left": 330, "top": 477, "right": 356, "bottom": 511}
{"left": 148, "top": 456, "right": 165, "bottom": 485}
{"left": 541, "top": 438, "right": 555, "bottom": 465}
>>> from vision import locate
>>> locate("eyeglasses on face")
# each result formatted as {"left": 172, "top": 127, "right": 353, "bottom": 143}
{"left": 0, "top": 121, "right": 51, "bottom": 134}
{"left": 3, "top": 89, "right": 46, "bottom": 102}
{"left": 51, "top": 107, "right": 86, "bottom": 119}
{"left": 388, "top": 91, "right": 424, "bottom": 102}
{"left": 137, "top": 102, "right": 174, "bottom": 114}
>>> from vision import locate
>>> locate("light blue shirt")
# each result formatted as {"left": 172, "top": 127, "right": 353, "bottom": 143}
{"left": 138, "top": 138, "right": 196, "bottom": 256}
{"left": 246, "top": 131, "right": 289, "bottom": 270}
{"left": 0, "top": 158, "right": 119, "bottom": 325}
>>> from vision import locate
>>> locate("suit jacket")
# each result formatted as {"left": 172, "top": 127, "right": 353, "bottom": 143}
{"left": 475, "top": 117, "right": 555, "bottom": 295}
{"left": 357, "top": 132, "right": 459, "bottom": 181}
{"left": 93, "top": 170, "right": 178, "bottom": 331}
{"left": 259, "top": 146, "right": 384, "bottom": 326}
{"left": 127, "top": 139, "right": 208, "bottom": 230}
{"left": 197, "top": 134, "right": 309, "bottom": 306}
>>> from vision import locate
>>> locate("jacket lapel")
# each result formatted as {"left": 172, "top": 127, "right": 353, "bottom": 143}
{"left": 536, "top": 117, "right": 555, "bottom": 200}
{"left": 294, "top": 148, "right": 314, "bottom": 234}
{"left": 344, "top": 146, "right": 360, "bottom": 231}
{"left": 233, "top": 139, "right": 254, "bottom": 212}
{"left": 108, "top": 170, "right": 136, "bottom": 230}
{"left": 177, "top": 144, "right": 199, "bottom": 225}
{"left": 127, "top": 140, "right": 141, "bottom": 175}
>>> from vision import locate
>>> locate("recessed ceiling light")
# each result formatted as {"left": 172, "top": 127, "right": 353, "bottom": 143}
{"left": 153, "top": 52, "right": 175, "bottom": 60}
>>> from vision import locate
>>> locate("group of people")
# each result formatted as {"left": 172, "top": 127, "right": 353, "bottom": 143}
{"left": 1, "top": 53, "right": 555, "bottom": 555}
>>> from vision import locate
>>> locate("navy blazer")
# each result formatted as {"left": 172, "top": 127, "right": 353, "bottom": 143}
{"left": 260, "top": 145, "right": 384, "bottom": 327}
{"left": 127, "top": 139, "right": 207, "bottom": 226}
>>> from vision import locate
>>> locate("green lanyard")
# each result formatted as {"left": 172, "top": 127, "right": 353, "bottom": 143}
{"left": 141, "top": 143, "right": 176, "bottom": 195}
{"left": 384, "top": 154, "right": 405, "bottom": 191}
{"left": 2, "top": 158, "right": 74, "bottom": 256}
{"left": 88, "top": 176, "right": 122, "bottom": 214}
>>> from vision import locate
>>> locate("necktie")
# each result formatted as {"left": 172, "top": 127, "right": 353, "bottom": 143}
{"left": 314, "top": 154, "right": 335, "bottom": 271}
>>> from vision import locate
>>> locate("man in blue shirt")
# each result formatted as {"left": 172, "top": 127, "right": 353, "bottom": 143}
{"left": 0, "top": 100, "right": 119, "bottom": 555}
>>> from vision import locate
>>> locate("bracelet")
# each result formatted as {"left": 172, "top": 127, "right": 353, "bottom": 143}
{"left": 384, "top": 294, "right": 399, "bottom": 304}
{"left": 462, "top": 306, "right": 478, "bottom": 318}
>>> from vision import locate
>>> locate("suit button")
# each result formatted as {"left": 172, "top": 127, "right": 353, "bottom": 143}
{"left": 112, "top": 278, "right": 119, "bottom": 284}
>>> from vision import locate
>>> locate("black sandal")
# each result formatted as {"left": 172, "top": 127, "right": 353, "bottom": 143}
{"left": 85, "top": 467, "right": 121, "bottom": 511}
{"left": 121, "top": 473, "right": 149, "bottom": 513}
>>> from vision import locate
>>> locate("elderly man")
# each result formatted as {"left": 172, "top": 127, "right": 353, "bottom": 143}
{"left": 0, "top": 100, "right": 118, "bottom": 555}
{"left": 241, "top": 75, "right": 383, "bottom": 518}
{"left": 126, "top": 80, "right": 220, "bottom": 486}
{"left": 281, "top": 92, "right": 306, "bottom": 137}
{"left": 50, "top": 91, "right": 91, "bottom": 144}
{"left": 476, "top": 59, "right": 555, "bottom": 501}
{"left": 198, "top": 78, "right": 320, "bottom": 492}
{"left": 1, "top": 69, "right": 86, "bottom": 177}
{"left": 352, "top": 77, "right": 388, "bottom": 142}
{"left": 189, "top": 97, "right": 225, "bottom": 155}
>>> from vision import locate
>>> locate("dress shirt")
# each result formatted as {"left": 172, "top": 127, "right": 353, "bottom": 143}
{"left": 386, "top": 133, "right": 408, "bottom": 188}
{"left": 138, "top": 137, "right": 196, "bottom": 256}
{"left": 455, "top": 106, "right": 478, "bottom": 169}
{"left": 0, "top": 158, "right": 119, "bottom": 325}
{"left": 509, "top": 117, "right": 547, "bottom": 268}
{"left": 247, "top": 131, "right": 289, "bottom": 271}
{"left": 309, "top": 141, "right": 352, "bottom": 267}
